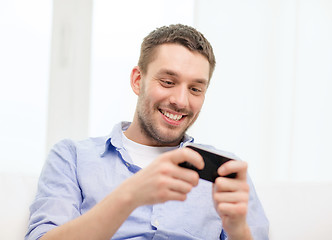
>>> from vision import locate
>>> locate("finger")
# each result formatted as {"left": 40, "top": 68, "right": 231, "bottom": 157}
{"left": 217, "top": 160, "right": 247, "bottom": 180}
{"left": 153, "top": 177, "right": 194, "bottom": 203}
{"left": 213, "top": 191, "right": 249, "bottom": 204}
{"left": 215, "top": 202, "right": 248, "bottom": 218}
{"left": 172, "top": 165, "right": 200, "bottom": 186}
{"left": 168, "top": 148, "right": 204, "bottom": 170}
{"left": 214, "top": 177, "right": 249, "bottom": 193}
{"left": 168, "top": 177, "right": 195, "bottom": 194}
{"left": 154, "top": 173, "right": 196, "bottom": 195}
{"left": 151, "top": 187, "right": 188, "bottom": 203}
{"left": 161, "top": 190, "right": 188, "bottom": 202}
{"left": 152, "top": 157, "right": 200, "bottom": 186}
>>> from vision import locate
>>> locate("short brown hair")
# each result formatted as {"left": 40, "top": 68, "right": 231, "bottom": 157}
{"left": 138, "top": 24, "right": 216, "bottom": 80}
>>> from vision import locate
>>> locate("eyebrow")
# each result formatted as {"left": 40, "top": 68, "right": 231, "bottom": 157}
{"left": 156, "top": 68, "right": 209, "bottom": 85}
{"left": 156, "top": 69, "right": 178, "bottom": 77}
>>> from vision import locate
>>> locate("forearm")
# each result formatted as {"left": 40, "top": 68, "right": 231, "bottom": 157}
{"left": 41, "top": 186, "right": 137, "bottom": 240}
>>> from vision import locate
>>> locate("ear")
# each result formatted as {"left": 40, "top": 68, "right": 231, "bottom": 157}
{"left": 130, "top": 66, "right": 142, "bottom": 96}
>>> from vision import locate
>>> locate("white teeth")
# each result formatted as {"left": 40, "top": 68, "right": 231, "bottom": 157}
{"left": 161, "top": 110, "right": 183, "bottom": 121}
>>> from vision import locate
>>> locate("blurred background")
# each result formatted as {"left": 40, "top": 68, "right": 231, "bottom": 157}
{"left": 1, "top": 0, "right": 332, "bottom": 239}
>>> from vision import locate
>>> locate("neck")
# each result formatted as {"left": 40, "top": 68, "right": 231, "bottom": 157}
{"left": 124, "top": 120, "right": 150, "bottom": 146}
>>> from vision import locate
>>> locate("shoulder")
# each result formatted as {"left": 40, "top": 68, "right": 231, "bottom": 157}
{"left": 52, "top": 136, "right": 108, "bottom": 152}
{"left": 48, "top": 136, "right": 109, "bottom": 163}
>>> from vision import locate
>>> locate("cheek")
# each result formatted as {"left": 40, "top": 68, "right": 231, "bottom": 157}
{"left": 149, "top": 87, "right": 168, "bottom": 103}
{"left": 190, "top": 97, "right": 205, "bottom": 114}
{"left": 140, "top": 90, "right": 162, "bottom": 111}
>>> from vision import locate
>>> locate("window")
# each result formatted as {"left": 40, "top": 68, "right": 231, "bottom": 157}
{"left": 0, "top": 0, "right": 52, "bottom": 174}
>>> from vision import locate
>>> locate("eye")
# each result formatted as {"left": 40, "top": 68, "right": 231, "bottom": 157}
{"left": 190, "top": 86, "right": 204, "bottom": 95}
{"left": 191, "top": 87, "right": 201, "bottom": 92}
{"left": 160, "top": 79, "right": 174, "bottom": 87}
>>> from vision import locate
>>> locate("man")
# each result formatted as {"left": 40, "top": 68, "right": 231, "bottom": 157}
{"left": 26, "top": 24, "right": 269, "bottom": 240}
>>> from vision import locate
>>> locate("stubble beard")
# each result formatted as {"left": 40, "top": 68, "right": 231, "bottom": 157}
{"left": 137, "top": 108, "right": 186, "bottom": 146}
{"left": 136, "top": 98, "right": 194, "bottom": 146}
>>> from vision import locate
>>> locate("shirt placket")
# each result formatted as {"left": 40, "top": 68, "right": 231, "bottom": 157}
{"left": 151, "top": 203, "right": 170, "bottom": 239}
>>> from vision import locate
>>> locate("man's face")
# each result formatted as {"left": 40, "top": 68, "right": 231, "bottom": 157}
{"left": 135, "top": 43, "right": 210, "bottom": 146}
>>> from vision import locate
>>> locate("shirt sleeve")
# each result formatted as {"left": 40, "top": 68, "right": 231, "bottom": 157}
{"left": 25, "top": 139, "right": 82, "bottom": 240}
{"left": 246, "top": 175, "right": 270, "bottom": 239}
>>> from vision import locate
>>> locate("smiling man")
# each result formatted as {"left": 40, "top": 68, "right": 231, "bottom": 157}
{"left": 26, "top": 24, "right": 269, "bottom": 240}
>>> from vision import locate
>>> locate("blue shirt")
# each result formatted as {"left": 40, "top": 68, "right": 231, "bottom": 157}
{"left": 25, "top": 122, "right": 269, "bottom": 240}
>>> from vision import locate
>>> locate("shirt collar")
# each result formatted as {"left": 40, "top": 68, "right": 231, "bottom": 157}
{"left": 101, "top": 121, "right": 194, "bottom": 157}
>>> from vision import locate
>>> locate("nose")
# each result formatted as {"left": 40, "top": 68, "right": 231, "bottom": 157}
{"left": 169, "top": 85, "right": 189, "bottom": 110}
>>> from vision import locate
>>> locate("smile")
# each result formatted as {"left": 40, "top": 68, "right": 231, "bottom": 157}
{"left": 160, "top": 110, "right": 184, "bottom": 121}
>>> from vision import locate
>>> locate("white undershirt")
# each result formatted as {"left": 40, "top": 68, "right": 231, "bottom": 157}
{"left": 122, "top": 132, "right": 178, "bottom": 169}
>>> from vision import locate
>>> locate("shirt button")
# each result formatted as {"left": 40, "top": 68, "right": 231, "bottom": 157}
{"left": 154, "top": 219, "right": 159, "bottom": 227}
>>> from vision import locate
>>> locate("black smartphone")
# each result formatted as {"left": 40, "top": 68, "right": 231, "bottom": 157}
{"left": 179, "top": 143, "right": 237, "bottom": 182}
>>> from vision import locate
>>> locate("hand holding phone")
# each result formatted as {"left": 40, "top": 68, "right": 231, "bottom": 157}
{"left": 179, "top": 143, "right": 237, "bottom": 182}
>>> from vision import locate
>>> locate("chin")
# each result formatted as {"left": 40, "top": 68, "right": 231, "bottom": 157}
{"left": 157, "top": 130, "right": 185, "bottom": 145}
